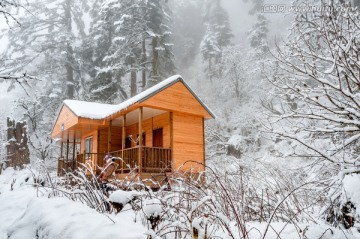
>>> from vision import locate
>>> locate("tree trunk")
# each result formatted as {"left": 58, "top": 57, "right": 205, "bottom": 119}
{"left": 130, "top": 61, "right": 137, "bottom": 97}
{"left": 142, "top": 35, "right": 147, "bottom": 88}
{"left": 6, "top": 118, "right": 30, "bottom": 168}
{"left": 151, "top": 37, "right": 160, "bottom": 86}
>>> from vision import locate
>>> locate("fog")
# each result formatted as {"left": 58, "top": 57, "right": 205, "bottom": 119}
{"left": 223, "top": 0, "right": 254, "bottom": 42}
{"left": 223, "top": 0, "right": 292, "bottom": 46}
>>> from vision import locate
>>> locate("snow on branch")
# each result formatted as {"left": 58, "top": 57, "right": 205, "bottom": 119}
{"left": 267, "top": 0, "right": 360, "bottom": 166}
{"left": 0, "top": 0, "right": 24, "bottom": 26}
{"left": 0, "top": 72, "right": 35, "bottom": 96}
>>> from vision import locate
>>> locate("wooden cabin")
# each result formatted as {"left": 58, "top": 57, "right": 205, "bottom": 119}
{"left": 51, "top": 75, "right": 214, "bottom": 181}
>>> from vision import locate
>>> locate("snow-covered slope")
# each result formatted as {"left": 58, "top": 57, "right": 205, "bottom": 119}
{"left": 1, "top": 167, "right": 360, "bottom": 239}
{"left": 0, "top": 168, "right": 146, "bottom": 239}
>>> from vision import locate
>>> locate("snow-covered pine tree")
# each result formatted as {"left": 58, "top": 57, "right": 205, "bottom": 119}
{"left": 85, "top": 0, "right": 126, "bottom": 102}
{"left": 145, "top": 0, "right": 175, "bottom": 87}
{"left": 245, "top": 0, "right": 269, "bottom": 57}
{"left": 101, "top": 0, "right": 146, "bottom": 97}
{"left": 89, "top": 0, "right": 175, "bottom": 98}
{"left": 200, "top": 0, "right": 232, "bottom": 83}
{"left": 248, "top": 14, "right": 269, "bottom": 56}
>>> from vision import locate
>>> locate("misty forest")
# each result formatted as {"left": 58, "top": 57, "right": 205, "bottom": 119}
{"left": 1, "top": 0, "right": 360, "bottom": 238}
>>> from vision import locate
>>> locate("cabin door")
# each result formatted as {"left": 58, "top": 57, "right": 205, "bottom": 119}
{"left": 153, "top": 128, "right": 163, "bottom": 147}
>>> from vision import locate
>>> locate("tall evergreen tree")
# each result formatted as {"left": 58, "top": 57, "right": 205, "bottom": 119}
{"left": 248, "top": 14, "right": 269, "bottom": 56}
{"left": 246, "top": 0, "right": 269, "bottom": 57}
{"left": 88, "top": 0, "right": 175, "bottom": 99}
{"left": 200, "top": 0, "right": 232, "bottom": 82}
{"left": 144, "top": 0, "right": 175, "bottom": 87}
{"left": 85, "top": 0, "right": 127, "bottom": 102}
{"left": 104, "top": 0, "right": 146, "bottom": 97}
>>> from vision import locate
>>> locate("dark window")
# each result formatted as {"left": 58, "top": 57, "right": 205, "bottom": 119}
{"left": 153, "top": 128, "right": 163, "bottom": 147}
{"left": 125, "top": 136, "right": 132, "bottom": 148}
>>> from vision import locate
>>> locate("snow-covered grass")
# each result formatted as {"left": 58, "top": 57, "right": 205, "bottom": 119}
{"left": 1, "top": 165, "right": 360, "bottom": 239}
{"left": 0, "top": 167, "right": 146, "bottom": 239}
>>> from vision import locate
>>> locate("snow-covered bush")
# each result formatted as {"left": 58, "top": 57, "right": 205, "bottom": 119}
{"left": 109, "top": 189, "right": 141, "bottom": 213}
{"left": 323, "top": 171, "right": 360, "bottom": 229}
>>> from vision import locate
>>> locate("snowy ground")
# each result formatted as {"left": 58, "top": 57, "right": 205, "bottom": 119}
{"left": 0, "top": 167, "right": 146, "bottom": 239}
{"left": 1, "top": 167, "right": 360, "bottom": 239}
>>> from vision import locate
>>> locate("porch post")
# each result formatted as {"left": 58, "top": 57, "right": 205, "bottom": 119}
{"left": 202, "top": 117, "right": 205, "bottom": 166}
{"left": 60, "top": 141, "right": 63, "bottom": 159}
{"left": 72, "top": 138, "right": 76, "bottom": 170}
{"left": 138, "top": 107, "right": 143, "bottom": 174}
{"left": 108, "top": 120, "right": 112, "bottom": 153}
{"left": 170, "top": 112, "right": 173, "bottom": 172}
{"left": 65, "top": 139, "right": 69, "bottom": 161}
{"left": 122, "top": 115, "right": 126, "bottom": 174}
{"left": 72, "top": 138, "right": 76, "bottom": 161}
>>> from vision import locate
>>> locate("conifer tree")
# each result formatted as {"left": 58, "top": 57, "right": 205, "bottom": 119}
{"left": 89, "top": 0, "right": 175, "bottom": 99}
{"left": 145, "top": 0, "right": 175, "bottom": 87}
{"left": 86, "top": 0, "right": 126, "bottom": 102}
{"left": 200, "top": 0, "right": 232, "bottom": 82}
{"left": 248, "top": 14, "right": 269, "bottom": 56}
{"left": 246, "top": 0, "right": 269, "bottom": 57}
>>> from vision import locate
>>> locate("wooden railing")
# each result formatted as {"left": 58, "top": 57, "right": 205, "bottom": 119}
{"left": 142, "top": 147, "right": 171, "bottom": 173}
{"left": 57, "top": 158, "right": 77, "bottom": 176}
{"left": 57, "top": 146, "right": 172, "bottom": 176}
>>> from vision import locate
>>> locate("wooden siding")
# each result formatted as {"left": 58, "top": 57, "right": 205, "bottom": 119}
{"left": 172, "top": 112, "right": 204, "bottom": 172}
{"left": 141, "top": 82, "right": 212, "bottom": 119}
{"left": 52, "top": 105, "right": 78, "bottom": 138}
{"left": 98, "top": 126, "right": 122, "bottom": 154}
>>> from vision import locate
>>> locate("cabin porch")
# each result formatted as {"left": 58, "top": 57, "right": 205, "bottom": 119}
{"left": 56, "top": 106, "right": 174, "bottom": 177}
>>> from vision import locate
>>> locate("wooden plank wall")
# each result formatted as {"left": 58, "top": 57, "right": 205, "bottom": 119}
{"left": 142, "top": 82, "right": 212, "bottom": 118}
{"left": 98, "top": 126, "right": 122, "bottom": 154}
{"left": 52, "top": 105, "right": 78, "bottom": 138}
{"left": 172, "top": 112, "right": 205, "bottom": 172}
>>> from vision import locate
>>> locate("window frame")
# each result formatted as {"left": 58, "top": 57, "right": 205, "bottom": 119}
{"left": 85, "top": 136, "right": 93, "bottom": 159}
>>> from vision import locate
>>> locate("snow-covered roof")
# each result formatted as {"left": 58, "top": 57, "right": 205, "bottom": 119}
{"left": 63, "top": 75, "right": 215, "bottom": 120}
{"left": 64, "top": 100, "right": 116, "bottom": 120}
